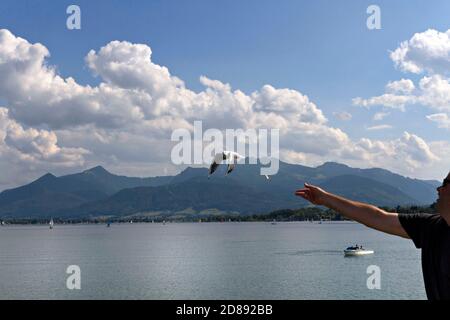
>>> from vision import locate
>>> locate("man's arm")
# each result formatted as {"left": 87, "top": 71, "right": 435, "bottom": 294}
{"left": 295, "top": 183, "right": 409, "bottom": 238}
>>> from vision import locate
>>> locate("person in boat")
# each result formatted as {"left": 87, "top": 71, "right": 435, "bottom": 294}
{"left": 295, "top": 172, "right": 450, "bottom": 301}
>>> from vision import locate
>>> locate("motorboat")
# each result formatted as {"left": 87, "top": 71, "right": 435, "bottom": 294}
{"left": 344, "top": 245, "right": 374, "bottom": 256}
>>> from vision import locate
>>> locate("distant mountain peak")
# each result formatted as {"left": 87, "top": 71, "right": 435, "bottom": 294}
{"left": 180, "top": 167, "right": 208, "bottom": 174}
{"left": 27, "top": 172, "right": 57, "bottom": 187}
{"left": 84, "top": 165, "right": 110, "bottom": 175}
{"left": 317, "top": 162, "right": 350, "bottom": 169}
{"left": 36, "top": 173, "right": 56, "bottom": 181}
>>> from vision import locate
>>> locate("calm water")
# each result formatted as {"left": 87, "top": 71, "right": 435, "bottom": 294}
{"left": 0, "top": 222, "right": 426, "bottom": 300}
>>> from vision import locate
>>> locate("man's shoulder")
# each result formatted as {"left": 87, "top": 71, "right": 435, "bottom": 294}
{"left": 398, "top": 213, "right": 447, "bottom": 232}
{"left": 398, "top": 213, "right": 447, "bottom": 249}
{"left": 398, "top": 212, "right": 441, "bottom": 221}
{"left": 398, "top": 213, "right": 448, "bottom": 230}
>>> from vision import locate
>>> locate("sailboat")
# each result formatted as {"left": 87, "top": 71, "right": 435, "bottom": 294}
{"left": 49, "top": 218, "right": 54, "bottom": 229}
{"left": 271, "top": 219, "right": 277, "bottom": 225}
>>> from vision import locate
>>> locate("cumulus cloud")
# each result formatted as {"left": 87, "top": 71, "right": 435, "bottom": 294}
{"left": 353, "top": 75, "right": 450, "bottom": 113}
{"left": 0, "top": 29, "right": 329, "bottom": 133}
{"left": 0, "top": 30, "right": 148, "bottom": 129}
{"left": 417, "top": 75, "right": 450, "bottom": 112}
{"left": 354, "top": 29, "right": 450, "bottom": 132}
{"left": 0, "top": 107, "right": 88, "bottom": 164}
{"left": 251, "top": 85, "right": 327, "bottom": 124}
{"left": 390, "top": 29, "right": 450, "bottom": 75}
{"left": 353, "top": 74, "right": 450, "bottom": 134}
{"left": 280, "top": 124, "right": 350, "bottom": 156}
{"left": 386, "top": 79, "right": 415, "bottom": 94}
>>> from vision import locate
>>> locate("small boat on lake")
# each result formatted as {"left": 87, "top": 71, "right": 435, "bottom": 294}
{"left": 49, "top": 218, "right": 54, "bottom": 229}
{"left": 344, "top": 245, "right": 374, "bottom": 256}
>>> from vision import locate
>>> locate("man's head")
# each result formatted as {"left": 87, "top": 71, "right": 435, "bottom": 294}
{"left": 436, "top": 173, "right": 450, "bottom": 219}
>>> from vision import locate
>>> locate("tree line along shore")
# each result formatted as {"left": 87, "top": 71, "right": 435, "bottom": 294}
{"left": 0, "top": 204, "right": 436, "bottom": 225}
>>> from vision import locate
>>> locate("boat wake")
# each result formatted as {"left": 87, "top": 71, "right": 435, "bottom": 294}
{"left": 276, "top": 249, "right": 343, "bottom": 256}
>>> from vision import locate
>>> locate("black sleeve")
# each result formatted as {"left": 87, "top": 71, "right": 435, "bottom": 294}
{"left": 398, "top": 213, "right": 441, "bottom": 249}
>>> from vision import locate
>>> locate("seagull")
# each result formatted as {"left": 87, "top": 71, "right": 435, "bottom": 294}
{"left": 208, "top": 151, "right": 270, "bottom": 180}
{"left": 208, "top": 151, "right": 243, "bottom": 177}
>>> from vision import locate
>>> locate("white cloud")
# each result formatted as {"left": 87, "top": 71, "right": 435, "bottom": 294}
{"left": 352, "top": 94, "right": 413, "bottom": 110}
{"left": 347, "top": 29, "right": 450, "bottom": 178}
{"left": 417, "top": 75, "right": 450, "bottom": 112}
{"left": 281, "top": 131, "right": 441, "bottom": 179}
{"left": 385, "top": 79, "right": 415, "bottom": 94}
{"left": 373, "top": 111, "right": 390, "bottom": 121}
{"left": 0, "top": 29, "right": 330, "bottom": 133}
{"left": 354, "top": 29, "right": 450, "bottom": 130}
{"left": 0, "top": 107, "right": 88, "bottom": 165}
{"left": 333, "top": 111, "right": 352, "bottom": 121}
{"left": 280, "top": 124, "right": 350, "bottom": 156}
{"left": 426, "top": 113, "right": 450, "bottom": 129}
{"left": 0, "top": 107, "right": 89, "bottom": 190}
{"left": 353, "top": 75, "right": 450, "bottom": 115}
{"left": 251, "top": 85, "right": 327, "bottom": 124}
{"left": 399, "top": 132, "right": 439, "bottom": 163}
{"left": 367, "top": 124, "right": 392, "bottom": 131}
{"left": 390, "top": 29, "right": 450, "bottom": 75}
{"left": 0, "top": 29, "right": 147, "bottom": 129}
{"left": 344, "top": 132, "right": 439, "bottom": 175}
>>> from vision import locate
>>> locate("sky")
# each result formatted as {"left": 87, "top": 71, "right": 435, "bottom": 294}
{"left": 0, "top": 0, "right": 449, "bottom": 190}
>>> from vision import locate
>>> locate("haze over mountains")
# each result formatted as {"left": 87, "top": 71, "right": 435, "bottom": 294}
{"left": 0, "top": 161, "right": 440, "bottom": 219}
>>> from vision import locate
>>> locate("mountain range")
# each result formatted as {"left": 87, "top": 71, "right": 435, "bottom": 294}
{"left": 0, "top": 161, "right": 440, "bottom": 219}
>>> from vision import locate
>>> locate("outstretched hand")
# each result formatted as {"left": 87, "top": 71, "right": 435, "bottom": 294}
{"left": 295, "top": 183, "right": 328, "bottom": 206}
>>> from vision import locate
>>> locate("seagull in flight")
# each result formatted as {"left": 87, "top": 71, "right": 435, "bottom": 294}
{"left": 208, "top": 151, "right": 270, "bottom": 180}
{"left": 208, "top": 151, "right": 243, "bottom": 177}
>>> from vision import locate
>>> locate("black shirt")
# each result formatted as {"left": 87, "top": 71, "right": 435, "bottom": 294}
{"left": 398, "top": 213, "right": 450, "bottom": 300}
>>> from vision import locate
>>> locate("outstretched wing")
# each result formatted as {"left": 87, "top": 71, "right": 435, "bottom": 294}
{"left": 208, "top": 152, "right": 226, "bottom": 177}
{"left": 208, "top": 161, "right": 220, "bottom": 176}
{"left": 226, "top": 163, "right": 235, "bottom": 175}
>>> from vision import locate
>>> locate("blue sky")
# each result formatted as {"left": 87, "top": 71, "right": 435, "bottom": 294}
{"left": 0, "top": 0, "right": 449, "bottom": 188}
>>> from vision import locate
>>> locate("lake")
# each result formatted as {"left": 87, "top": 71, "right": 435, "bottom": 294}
{"left": 0, "top": 221, "right": 426, "bottom": 299}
